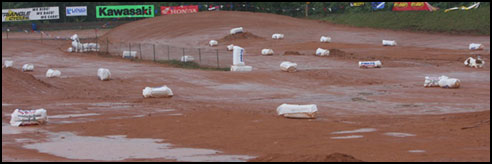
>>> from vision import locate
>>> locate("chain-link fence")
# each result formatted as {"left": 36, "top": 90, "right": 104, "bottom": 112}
{"left": 101, "top": 39, "right": 232, "bottom": 68}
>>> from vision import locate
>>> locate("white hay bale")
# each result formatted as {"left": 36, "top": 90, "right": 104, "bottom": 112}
{"left": 45, "top": 69, "right": 61, "bottom": 78}
{"left": 464, "top": 57, "right": 485, "bottom": 68}
{"left": 276, "top": 104, "right": 318, "bottom": 119}
{"left": 359, "top": 60, "right": 382, "bottom": 68}
{"left": 438, "top": 76, "right": 460, "bottom": 88}
{"left": 209, "top": 40, "right": 218, "bottom": 47}
{"left": 227, "top": 44, "right": 234, "bottom": 51}
{"left": 424, "top": 76, "right": 441, "bottom": 87}
{"left": 272, "top": 33, "right": 284, "bottom": 40}
{"left": 3, "top": 60, "right": 13, "bottom": 68}
{"left": 469, "top": 43, "right": 484, "bottom": 50}
{"left": 22, "top": 64, "right": 34, "bottom": 72}
{"left": 10, "top": 108, "right": 48, "bottom": 127}
{"left": 230, "top": 65, "right": 253, "bottom": 72}
{"left": 382, "top": 40, "right": 397, "bottom": 46}
{"left": 122, "top": 51, "right": 137, "bottom": 59}
{"left": 142, "top": 85, "right": 173, "bottom": 98}
{"left": 261, "top": 49, "right": 274, "bottom": 56}
{"left": 315, "top": 48, "right": 330, "bottom": 56}
{"left": 280, "top": 61, "right": 297, "bottom": 72}
{"left": 320, "top": 36, "right": 331, "bottom": 43}
{"left": 97, "top": 68, "right": 111, "bottom": 81}
{"left": 180, "top": 56, "right": 194, "bottom": 62}
{"left": 230, "top": 27, "right": 244, "bottom": 34}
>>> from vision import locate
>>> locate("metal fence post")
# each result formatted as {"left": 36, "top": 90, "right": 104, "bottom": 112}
{"left": 182, "top": 48, "right": 185, "bottom": 60}
{"left": 106, "top": 38, "right": 109, "bottom": 53}
{"left": 129, "top": 42, "right": 131, "bottom": 52}
{"left": 167, "top": 45, "right": 170, "bottom": 60}
{"left": 198, "top": 48, "right": 201, "bottom": 63}
{"left": 139, "top": 43, "right": 143, "bottom": 59}
{"left": 216, "top": 49, "right": 219, "bottom": 68}
{"left": 153, "top": 44, "right": 156, "bottom": 62}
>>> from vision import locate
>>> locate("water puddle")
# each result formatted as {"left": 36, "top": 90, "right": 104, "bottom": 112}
{"left": 2, "top": 103, "right": 14, "bottom": 107}
{"left": 408, "top": 150, "right": 426, "bottom": 153}
{"left": 383, "top": 132, "right": 416, "bottom": 137}
{"left": 331, "top": 135, "right": 364, "bottom": 139}
{"left": 168, "top": 113, "right": 183, "bottom": 116}
{"left": 2, "top": 123, "right": 43, "bottom": 135}
{"left": 48, "top": 113, "right": 100, "bottom": 119}
{"left": 23, "top": 132, "right": 255, "bottom": 162}
{"left": 331, "top": 128, "right": 377, "bottom": 134}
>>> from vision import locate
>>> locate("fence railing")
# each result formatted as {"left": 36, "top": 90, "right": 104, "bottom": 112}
{"left": 101, "top": 39, "right": 232, "bottom": 68}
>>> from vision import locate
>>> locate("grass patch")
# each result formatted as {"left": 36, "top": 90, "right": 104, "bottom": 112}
{"left": 316, "top": 6, "right": 490, "bottom": 35}
{"left": 155, "top": 60, "right": 230, "bottom": 71}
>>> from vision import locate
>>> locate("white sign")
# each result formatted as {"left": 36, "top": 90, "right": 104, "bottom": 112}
{"left": 2, "top": 7, "right": 59, "bottom": 22}
{"left": 66, "top": 6, "right": 87, "bottom": 16}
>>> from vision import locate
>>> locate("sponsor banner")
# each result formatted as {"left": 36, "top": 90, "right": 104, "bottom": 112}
{"left": 2, "top": 7, "right": 59, "bottom": 22}
{"left": 96, "top": 5, "right": 154, "bottom": 18}
{"left": 350, "top": 2, "right": 365, "bottom": 7}
{"left": 66, "top": 6, "right": 87, "bottom": 16}
{"left": 161, "top": 5, "right": 198, "bottom": 15}
{"left": 392, "top": 2, "right": 438, "bottom": 11}
{"left": 372, "top": 2, "right": 385, "bottom": 10}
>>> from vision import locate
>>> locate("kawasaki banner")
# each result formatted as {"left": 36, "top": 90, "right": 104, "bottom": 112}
{"left": 96, "top": 5, "right": 154, "bottom": 18}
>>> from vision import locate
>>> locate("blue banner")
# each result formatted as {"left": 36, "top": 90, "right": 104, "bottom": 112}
{"left": 372, "top": 2, "right": 385, "bottom": 10}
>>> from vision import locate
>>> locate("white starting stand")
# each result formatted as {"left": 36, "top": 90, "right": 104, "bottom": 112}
{"left": 230, "top": 46, "right": 253, "bottom": 72}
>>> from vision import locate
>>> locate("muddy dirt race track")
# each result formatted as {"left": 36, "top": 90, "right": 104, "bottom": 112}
{"left": 2, "top": 11, "right": 490, "bottom": 162}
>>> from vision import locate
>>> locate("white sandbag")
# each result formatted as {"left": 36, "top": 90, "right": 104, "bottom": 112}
{"left": 10, "top": 108, "right": 48, "bottom": 127}
{"left": 142, "top": 85, "right": 173, "bottom": 98}
{"left": 280, "top": 61, "right": 297, "bottom": 72}
{"left": 438, "top": 76, "right": 460, "bottom": 88}
{"left": 261, "top": 49, "right": 274, "bottom": 56}
{"left": 320, "top": 36, "right": 331, "bottom": 43}
{"left": 315, "top": 48, "right": 330, "bottom": 56}
{"left": 180, "top": 56, "right": 194, "bottom": 62}
{"left": 276, "top": 104, "right": 318, "bottom": 119}
{"left": 272, "top": 33, "right": 284, "bottom": 40}
{"left": 382, "top": 40, "right": 397, "bottom": 46}
{"left": 230, "top": 27, "right": 244, "bottom": 34}
{"left": 227, "top": 44, "right": 234, "bottom": 51}
{"left": 230, "top": 65, "right": 253, "bottom": 72}
{"left": 209, "top": 40, "right": 218, "bottom": 47}
{"left": 88, "top": 43, "right": 100, "bottom": 51}
{"left": 67, "top": 47, "right": 73, "bottom": 53}
{"left": 469, "top": 43, "right": 484, "bottom": 50}
{"left": 122, "top": 51, "right": 137, "bottom": 59}
{"left": 45, "top": 69, "right": 61, "bottom": 78}
{"left": 424, "top": 76, "right": 442, "bottom": 87}
{"left": 233, "top": 46, "right": 245, "bottom": 66}
{"left": 97, "top": 68, "right": 111, "bottom": 81}
{"left": 3, "top": 60, "right": 13, "bottom": 68}
{"left": 359, "top": 61, "right": 382, "bottom": 68}
{"left": 22, "top": 64, "right": 34, "bottom": 72}
{"left": 464, "top": 57, "right": 485, "bottom": 68}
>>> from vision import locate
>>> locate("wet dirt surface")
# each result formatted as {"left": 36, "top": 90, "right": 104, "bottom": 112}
{"left": 2, "top": 11, "right": 490, "bottom": 162}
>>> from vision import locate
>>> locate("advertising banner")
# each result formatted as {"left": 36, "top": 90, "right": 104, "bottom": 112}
{"left": 161, "top": 5, "right": 199, "bottom": 15}
{"left": 96, "top": 5, "right": 154, "bottom": 18}
{"left": 66, "top": 6, "right": 87, "bottom": 16}
{"left": 392, "top": 2, "right": 438, "bottom": 11}
{"left": 2, "top": 7, "right": 59, "bottom": 22}
{"left": 350, "top": 2, "right": 365, "bottom": 7}
{"left": 372, "top": 2, "right": 385, "bottom": 10}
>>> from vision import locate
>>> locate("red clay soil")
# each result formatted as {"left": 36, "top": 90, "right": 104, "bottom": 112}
{"left": 2, "top": 11, "right": 490, "bottom": 162}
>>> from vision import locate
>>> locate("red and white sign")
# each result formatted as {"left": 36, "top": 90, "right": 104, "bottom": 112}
{"left": 392, "top": 2, "right": 438, "bottom": 11}
{"left": 161, "top": 5, "right": 198, "bottom": 15}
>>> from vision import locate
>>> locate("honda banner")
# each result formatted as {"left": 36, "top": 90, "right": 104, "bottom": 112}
{"left": 392, "top": 2, "right": 438, "bottom": 11}
{"left": 161, "top": 5, "right": 198, "bottom": 15}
